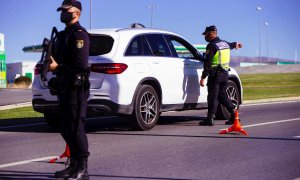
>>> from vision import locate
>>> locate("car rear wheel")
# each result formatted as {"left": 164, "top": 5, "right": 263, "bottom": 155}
{"left": 216, "top": 80, "right": 240, "bottom": 120}
{"left": 131, "top": 85, "right": 160, "bottom": 130}
{"left": 44, "top": 113, "right": 60, "bottom": 131}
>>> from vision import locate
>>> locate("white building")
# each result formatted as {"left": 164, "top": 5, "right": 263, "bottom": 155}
{"left": 6, "top": 61, "right": 36, "bottom": 85}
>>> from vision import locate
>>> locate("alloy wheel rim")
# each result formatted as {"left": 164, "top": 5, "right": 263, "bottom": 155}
{"left": 140, "top": 92, "right": 158, "bottom": 124}
{"left": 226, "top": 85, "right": 238, "bottom": 106}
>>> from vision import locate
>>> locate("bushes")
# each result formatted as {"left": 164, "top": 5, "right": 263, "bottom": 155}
{"left": 14, "top": 76, "right": 32, "bottom": 88}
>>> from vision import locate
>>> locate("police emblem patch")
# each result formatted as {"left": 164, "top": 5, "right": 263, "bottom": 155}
{"left": 76, "top": 40, "right": 84, "bottom": 48}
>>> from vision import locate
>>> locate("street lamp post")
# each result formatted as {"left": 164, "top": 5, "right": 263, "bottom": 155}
{"left": 147, "top": 4, "right": 158, "bottom": 28}
{"left": 90, "top": 0, "right": 93, "bottom": 29}
{"left": 265, "top": 22, "right": 269, "bottom": 62}
{"left": 256, "top": 6, "right": 262, "bottom": 64}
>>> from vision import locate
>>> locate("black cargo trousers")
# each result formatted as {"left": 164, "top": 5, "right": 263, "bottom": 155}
{"left": 207, "top": 68, "right": 235, "bottom": 117}
{"left": 58, "top": 81, "right": 90, "bottom": 160}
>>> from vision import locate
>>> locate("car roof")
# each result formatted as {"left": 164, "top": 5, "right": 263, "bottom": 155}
{"left": 88, "top": 27, "right": 180, "bottom": 37}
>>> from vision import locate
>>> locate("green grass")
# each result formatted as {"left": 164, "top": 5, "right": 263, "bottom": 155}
{"left": 0, "top": 106, "right": 43, "bottom": 120}
{"left": 240, "top": 73, "right": 300, "bottom": 100}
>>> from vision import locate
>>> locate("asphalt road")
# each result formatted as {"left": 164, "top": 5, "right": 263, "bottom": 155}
{"left": 0, "top": 89, "right": 32, "bottom": 106}
{"left": 0, "top": 101, "right": 299, "bottom": 180}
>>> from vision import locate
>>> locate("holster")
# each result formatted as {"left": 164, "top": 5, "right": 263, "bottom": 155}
{"left": 48, "top": 77, "right": 58, "bottom": 95}
{"left": 72, "top": 72, "right": 90, "bottom": 90}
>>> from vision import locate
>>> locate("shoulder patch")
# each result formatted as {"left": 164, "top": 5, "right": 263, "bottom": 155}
{"left": 76, "top": 40, "right": 84, "bottom": 49}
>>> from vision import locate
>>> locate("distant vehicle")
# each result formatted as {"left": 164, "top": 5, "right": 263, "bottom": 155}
{"left": 32, "top": 27, "right": 243, "bottom": 130}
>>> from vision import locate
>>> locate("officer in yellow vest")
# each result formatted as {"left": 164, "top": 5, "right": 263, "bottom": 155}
{"left": 199, "top": 25, "right": 242, "bottom": 126}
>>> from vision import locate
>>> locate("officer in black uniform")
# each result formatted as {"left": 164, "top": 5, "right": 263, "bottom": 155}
{"left": 199, "top": 25, "right": 242, "bottom": 126}
{"left": 49, "top": 0, "right": 90, "bottom": 179}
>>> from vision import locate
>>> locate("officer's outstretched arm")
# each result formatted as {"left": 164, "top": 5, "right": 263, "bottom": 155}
{"left": 236, "top": 42, "right": 243, "bottom": 49}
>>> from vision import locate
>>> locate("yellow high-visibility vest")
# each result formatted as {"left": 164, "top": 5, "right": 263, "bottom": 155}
{"left": 211, "top": 41, "right": 230, "bottom": 70}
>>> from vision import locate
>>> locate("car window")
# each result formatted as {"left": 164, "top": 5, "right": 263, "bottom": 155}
{"left": 125, "top": 35, "right": 152, "bottom": 56}
{"left": 90, "top": 35, "right": 114, "bottom": 56}
{"left": 166, "top": 35, "right": 197, "bottom": 59}
{"left": 145, "top": 34, "right": 171, "bottom": 57}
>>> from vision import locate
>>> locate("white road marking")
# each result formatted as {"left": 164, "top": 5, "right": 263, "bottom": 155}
{"left": 243, "top": 118, "right": 300, "bottom": 128}
{"left": 242, "top": 100, "right": 300, "bottom": 107}
{"left": 0, "top": 156, "right": 57, "bottom": 169}
{"left": 294, "top": 136, "right": 300, "bottom": 138}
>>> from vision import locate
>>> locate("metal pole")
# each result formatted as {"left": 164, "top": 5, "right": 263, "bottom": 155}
{"left": 148, "top": 4, "right": 158, "bottom": 28}
{"left": 150, "top": 6, "right": 153, "bottom": 28}
{"left": 295, "top": 49, "right": 298, "bottom": 63}
{"left": 257, "top": 6, "right": 262, "bottom": 65}
{"left": 265, "top": 22, "right": 269, "bottom": 62}
{"left": 90, "top": 0, "right": 92, "bottom": 29}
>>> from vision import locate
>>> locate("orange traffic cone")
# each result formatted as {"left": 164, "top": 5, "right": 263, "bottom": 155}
{"left": 219, "top": 109, "right": 248, "bottom": 135}
{"left": 49, "top": 144, "right": 70, "bottom": 163}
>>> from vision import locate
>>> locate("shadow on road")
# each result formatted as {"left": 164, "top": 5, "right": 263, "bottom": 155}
{"left": 0, "top": 170, "right": 53, "bottom": 180}
{"left": 0, "top": 170, "right": 197, "bottom": 180}
{"left": 0, "top": 117, "right": 56, "bottom": 133}
{"left": 89, "top": 174, "right": 197, "bottom": 180}
{"left": 90, "top": 131, "right": 300, "bottom": 141}
{"left": 0, "top": 115, "right": 206, "bottom": 133}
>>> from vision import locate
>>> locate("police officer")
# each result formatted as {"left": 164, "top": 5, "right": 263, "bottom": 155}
{"left": 49, "top": 0, "right": 90, "bottom": 179}
{"left": 199, "top": 25, "right": 242, "bottom": 126}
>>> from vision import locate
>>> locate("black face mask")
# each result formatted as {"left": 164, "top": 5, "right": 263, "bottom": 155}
{"left": 60, "top": 11, "right": 73, "bottom": 23}
{"left": 205, "top": 35, "right": 210, "bottom": 42}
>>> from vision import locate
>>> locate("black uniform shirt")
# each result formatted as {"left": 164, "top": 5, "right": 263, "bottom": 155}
{"left": 201, "top": 37, "right": 236, "bottom": 79}
{"left": 54, "top": 22, "right": 90, "bottom": 76}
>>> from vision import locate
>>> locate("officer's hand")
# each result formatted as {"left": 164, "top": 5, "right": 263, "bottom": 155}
{"left": 49, "top": 56, "right": 58, "bottom": 72}
{"left": 200, "top": 78, "right": 206, "bottom": 87}
{"left": 236, "top": 42, "right": 243, "bottom": 49}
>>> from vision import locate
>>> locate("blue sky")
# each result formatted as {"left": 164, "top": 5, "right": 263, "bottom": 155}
{"left": 1, "top": 0, "right": 300, "bottom": 63}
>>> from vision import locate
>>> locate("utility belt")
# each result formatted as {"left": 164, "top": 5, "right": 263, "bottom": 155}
{"left": 73, "top": 71, "right": 89, "bottom": 87}
{"left": 48, "top": 71, "right": 90, "bottom": 95}
{"left": 211, "top": 65, "right": 230, "bottom": 73}
{"left": 209, "top": 65, "right": 229, "bottom": 80}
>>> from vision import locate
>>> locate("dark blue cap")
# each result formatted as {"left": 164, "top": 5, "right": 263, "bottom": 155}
{"left": 57, "top": 0, "right": 82, "bottom": 11}
{"left": 202, "top": 25, "right": 217, "bottom": 35}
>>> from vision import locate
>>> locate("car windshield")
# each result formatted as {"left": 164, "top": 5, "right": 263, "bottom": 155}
{"left": 89, "top": 35, "right": 114, "bottom": 56}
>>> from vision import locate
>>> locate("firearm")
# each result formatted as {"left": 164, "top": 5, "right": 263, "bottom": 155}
{"left": 40, "top": 27, "right": 58, "bottom": 81}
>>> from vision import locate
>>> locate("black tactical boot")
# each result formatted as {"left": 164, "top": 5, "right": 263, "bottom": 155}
{"left": 225, "top": 110, "right": 241, "bottom": 125}
{"left": 225, "top": 111, "right": 235, "bottom": 125}
{"left": 199, "top": 113, "right": 215, "bottom": 126}
{"left": 67, "top": 157, "right": 89, "bottom": 180}
{"left": 54, "top": 158, "right": 77, "bottom": 178}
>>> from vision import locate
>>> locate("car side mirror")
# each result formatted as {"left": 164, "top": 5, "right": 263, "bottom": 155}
{"left": 201, "top": 52, "right": 206, "bottom": 60}
{"left": 197, "top": 51, "right": 206, "bottom": 61}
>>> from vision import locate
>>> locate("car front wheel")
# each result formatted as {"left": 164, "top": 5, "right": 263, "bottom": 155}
{"left": 216, "top": 80, "right": 240, "bottom": 120}
{"left": 131, "top": 85, "right": 160, "bottom": 130}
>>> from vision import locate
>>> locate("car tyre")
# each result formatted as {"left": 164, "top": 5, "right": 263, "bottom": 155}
{"left": 216, "top": 80, "right": 240, "bottom": 120}
{"left": 131, "top": 85, "right": 160, "bottom": 130}
{"left": 44, "top": 113, "right": 60, "bottom": 131}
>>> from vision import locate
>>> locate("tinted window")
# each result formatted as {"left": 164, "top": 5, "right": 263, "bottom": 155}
{"left": 125, "top": 35, "right": 152, "bottom": 56}
{"left": 90, "top": 35, "right": 114, "bottom": 56}
{"left": 145, "top": 34, "right": 171, "bottom": 57}
{"left": 165, "top": 35, "right": 198, "bottom": 59}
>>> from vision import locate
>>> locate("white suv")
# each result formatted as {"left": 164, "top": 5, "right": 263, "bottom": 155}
{"left": 32, "top": 27, "right": 242, "bottom": 130}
